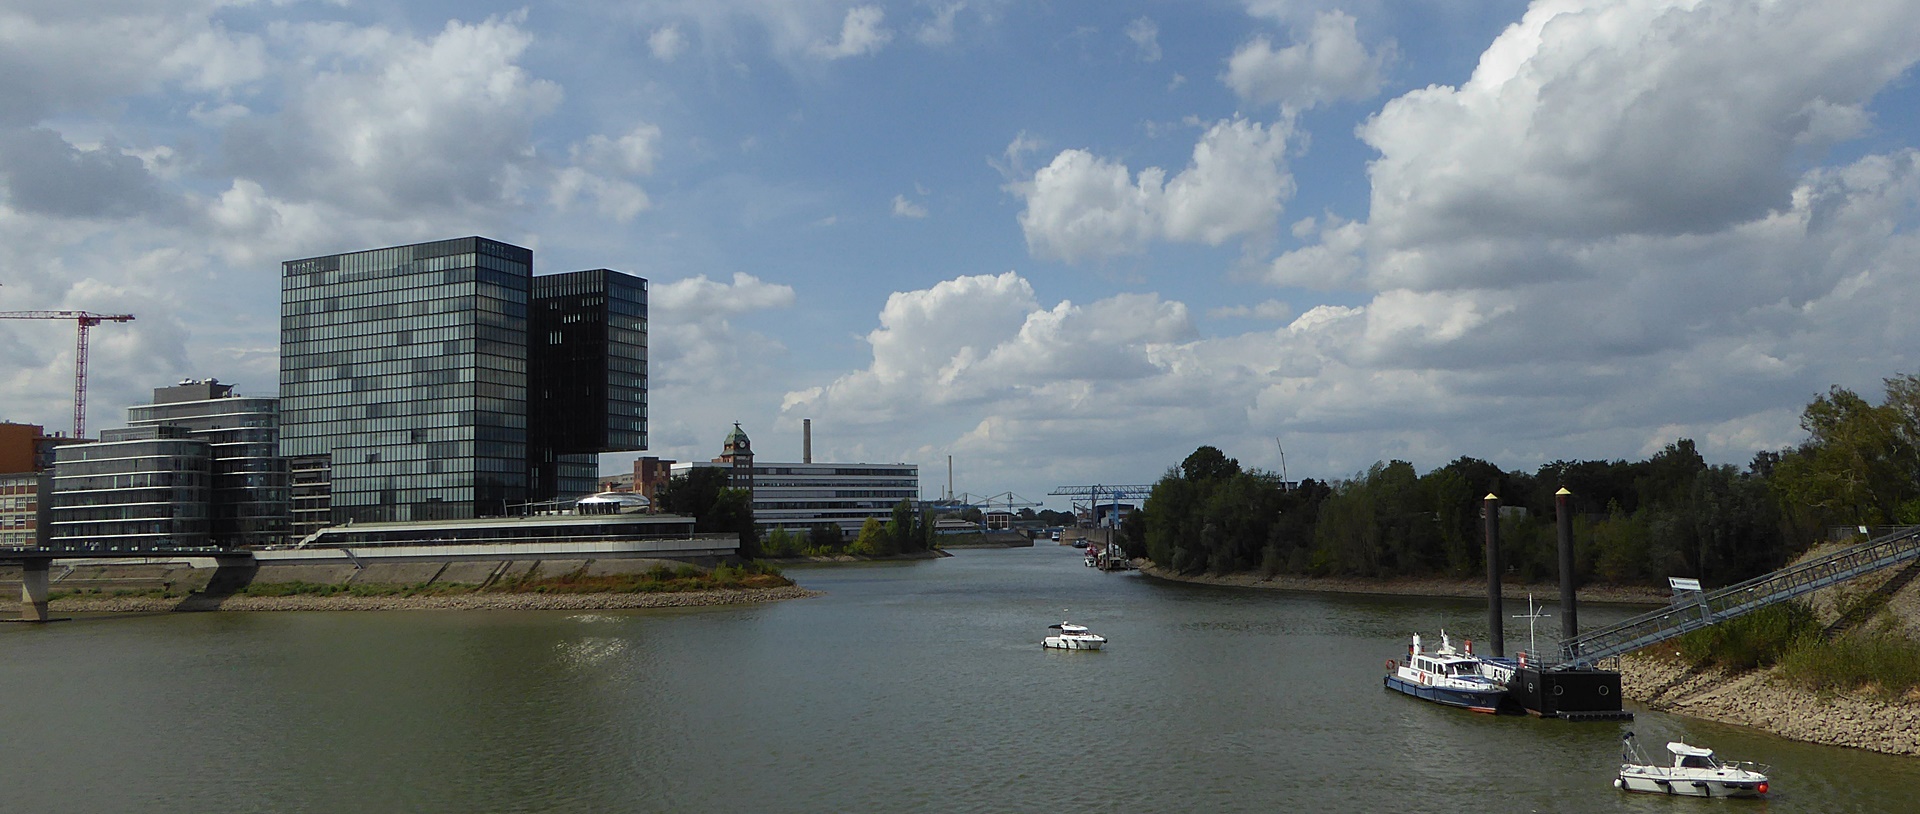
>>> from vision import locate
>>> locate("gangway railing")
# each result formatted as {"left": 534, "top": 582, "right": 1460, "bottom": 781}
{"left": 1556, "top": 525, "right": 1920, "bottom": 668}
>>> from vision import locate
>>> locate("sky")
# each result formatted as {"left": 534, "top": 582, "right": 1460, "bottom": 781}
{"left": 3, "top": 0, "right": 1920, "bottom": 510}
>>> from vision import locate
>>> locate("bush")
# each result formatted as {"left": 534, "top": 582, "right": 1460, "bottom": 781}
{"left": 1674, "top": 602, "right": 1819, "bottom": 671}
{"left": 1778, "top": 629, "right": 1920, "bottom": 698}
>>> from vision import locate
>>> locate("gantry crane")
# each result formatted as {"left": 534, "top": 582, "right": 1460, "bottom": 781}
{"left": 0, "top": 310, "right": 136, "bottom": 438}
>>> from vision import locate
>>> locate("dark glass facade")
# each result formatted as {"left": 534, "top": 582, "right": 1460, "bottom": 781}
{"left": 281, "top": 238, "right": 647, "bottom": 524}
{"left": 529, "top": 269, "right": 648, "bottom": 501}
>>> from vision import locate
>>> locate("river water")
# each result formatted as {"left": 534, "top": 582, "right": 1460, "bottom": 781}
{"left": 3, "top": 545, "right": 1916, "bottom": 813}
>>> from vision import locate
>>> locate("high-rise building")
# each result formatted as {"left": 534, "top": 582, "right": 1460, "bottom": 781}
{"left": 529, "top": 269, "right": 648, "bottom": 502}
{"left": 280, "top": 237, "right": 645, "bottom": 531}
{"left": 47, "top": 379, "right": 285, "bottom": 548}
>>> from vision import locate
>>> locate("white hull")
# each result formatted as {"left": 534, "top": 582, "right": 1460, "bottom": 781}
{"left": 1043, "top": 635, "right": 1105, "bottom": 650}
{"left": 1615, "top": 771, "right": 1765, "bottom": 798}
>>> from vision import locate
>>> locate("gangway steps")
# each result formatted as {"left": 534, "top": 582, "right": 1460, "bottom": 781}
{"left": 1557, "top": 525, "right": 1920, "bottom": 667}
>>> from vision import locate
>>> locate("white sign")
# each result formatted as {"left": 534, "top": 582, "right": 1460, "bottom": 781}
{"left": 1668, "top": 577, "right": 1702, "bottom": 593}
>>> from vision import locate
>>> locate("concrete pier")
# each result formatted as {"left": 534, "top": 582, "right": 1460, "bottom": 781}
{"left": 19, "top": 560, "right": 49, "bottom": 622}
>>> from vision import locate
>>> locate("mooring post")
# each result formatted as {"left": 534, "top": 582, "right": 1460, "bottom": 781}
{"left": 20, "top": 559, "right": 50, "bottom": 622}
{"left": 1484, "top": 493, "right": 1504, "bottom": 657}
{"left": 1557, "top": 487, "right": 1578, "bottom": 642}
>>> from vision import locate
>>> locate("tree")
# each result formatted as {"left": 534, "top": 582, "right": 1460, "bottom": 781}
{"left": 850, "top": 517, "right": 892, "bottom": 556}
{"left": 808, "top": 523, "right": 845, "bottom": 553}
{"left": 658, "top": 468, "right": 758, "bottom": 557}
{"left": 889, "top": 498, "right": 916, "bottom": 553}
{"left": 1181, "top": 445, "right": 1241, "bottom": 482}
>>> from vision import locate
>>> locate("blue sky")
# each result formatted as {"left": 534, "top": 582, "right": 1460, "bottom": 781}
{"left": 4, "top": 0, "right": 1920, "bottom": 507}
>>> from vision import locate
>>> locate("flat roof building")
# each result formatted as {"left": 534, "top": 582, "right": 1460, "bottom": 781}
{"left": 280, "top": 237, "right": 646, "bottom": 534}
{"left": 48, "top": 379, "right": 286, "bottom": 549}
{"left": 671, "top": 425, "right": 918, "bottom": 533}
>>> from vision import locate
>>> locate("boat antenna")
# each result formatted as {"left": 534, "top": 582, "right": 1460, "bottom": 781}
{"left": 1512, "top": 593, "right": 1550, "bottom": 657}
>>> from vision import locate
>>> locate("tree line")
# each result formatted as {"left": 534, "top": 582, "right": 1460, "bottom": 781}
{"left": 1126, "top": 374, "right": 1920, "bottom": 587}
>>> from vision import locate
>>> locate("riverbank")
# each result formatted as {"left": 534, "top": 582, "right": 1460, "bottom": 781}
{"left": 1135, "top": 562, "right": 1668, "bottom": 605}
{"left": 48, "top": 585, "right": 822, "bottom": 613}
{"left": 1622, "top": 652, "right": 1920, "bottom": 756}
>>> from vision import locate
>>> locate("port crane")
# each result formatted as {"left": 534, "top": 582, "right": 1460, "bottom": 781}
{"left": 0, "top": 310, "right": 136, "bottom": 438}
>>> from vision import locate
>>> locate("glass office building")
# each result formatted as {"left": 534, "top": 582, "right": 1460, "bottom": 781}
{"left": 128, "top": 380, "right": 289, "bottom": 546}
{"left": 529, "top": 269, "right": 648, "bottom": 501}
{"left": 282, "top": 237, "right": 647, "bottom": 528}
{"left": 48, "top": 379, "right": 287, "bottom": 549}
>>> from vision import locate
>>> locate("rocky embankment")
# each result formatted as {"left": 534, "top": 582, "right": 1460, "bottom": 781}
{"left": 1622, "top": 653, "right": 1920, "bottom": 756}
{"left": 49, "top": 585, "right": 821, "bottom": 613}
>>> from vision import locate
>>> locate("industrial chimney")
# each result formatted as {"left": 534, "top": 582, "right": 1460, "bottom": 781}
{"left": 803, "top": 418, "right": 812, "bottom": 464}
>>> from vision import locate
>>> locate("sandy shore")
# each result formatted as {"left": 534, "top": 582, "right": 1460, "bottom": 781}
{"left": 1622, "top": 653, "right": 1920, "bottom": 756}
{"left": 1135, "top": 562, "right": 1668, "bottom": 605}
{"left": 48, "top": 585, "right": 822, "bottom": 613}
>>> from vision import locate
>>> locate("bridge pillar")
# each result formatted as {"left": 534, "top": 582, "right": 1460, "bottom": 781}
{"left": 20, "top": 560, "right": 50, "bottom": 622}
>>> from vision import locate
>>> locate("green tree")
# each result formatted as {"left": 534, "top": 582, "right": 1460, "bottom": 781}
{"left": 808, "top": 523, "right": 845, "bottom": 554}
{"left": 850, "top": 517, "right": 892, "bottom": 556}
{"left": 889, "top": 498, "right": 916, "bottom": 553}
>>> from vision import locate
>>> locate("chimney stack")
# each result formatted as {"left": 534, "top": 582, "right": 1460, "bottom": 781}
{"left": 803, "top": 418, "right": 812, "bottom": 464}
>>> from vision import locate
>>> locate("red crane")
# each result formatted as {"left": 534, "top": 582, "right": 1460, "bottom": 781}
{"left": 0, "top": 310, "right": 137, "bottom": 439}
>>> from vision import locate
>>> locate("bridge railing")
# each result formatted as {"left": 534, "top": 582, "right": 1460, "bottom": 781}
{"left": 1557, "top": 525, "right": 1920, "bottom": 667}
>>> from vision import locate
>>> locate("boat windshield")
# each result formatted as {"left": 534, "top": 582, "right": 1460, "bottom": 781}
{"left": 1679, "top": 755, "right": 1715, "bottom": 769}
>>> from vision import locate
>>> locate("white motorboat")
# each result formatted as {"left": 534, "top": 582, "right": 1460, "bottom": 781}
{"left": 1383, "top": 631, "right": 1517, "bottom": 713}
{"left": 1043, "top": 622, "right": 1106, "bottom": 650}
{"left": 1614, "top": 732, "right": 1769, "bottom": 798}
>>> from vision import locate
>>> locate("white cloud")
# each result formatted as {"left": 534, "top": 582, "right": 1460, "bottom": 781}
{"left": 809, "top": 5, "right": 891, "bottom": 59}
{"left": 0, "top": 2, "right": 268, "bottom": 126}
{"left": 1224, "top": 11, "right": 1392, "bottom": 112}
{"left": 891, "top": 193, "right": 928, "bottom": 219}
{"left": 1016, "top": 117, "right": 1295, "bottom": 261}
{"left": 1125, "top": 17, "right": 1161, "bottom": 63}
{"left": 648, "top": 24, "right": 687, "bottom": 61}
{"left": 225, "top": 14, "right": 562, "bottom": 218}
{"left": 1358, "top": 0, "right": 1920, "bottom": 262}
{"left": 917, "top": 2, "right": 964, "bottom": 46}
{"left": 1210, "top": 299, "right": 1294, "bottom": 321}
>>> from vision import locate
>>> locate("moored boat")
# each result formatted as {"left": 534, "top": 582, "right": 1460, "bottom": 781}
{"left": 1383, "top": 631, "right": 1516, "bottom": 713}
{"left": 1614, "top": 732, "right": 1769, "bottom": 798}
{"left": 1043, "top": 622, "right": 1106, "bottom": 650}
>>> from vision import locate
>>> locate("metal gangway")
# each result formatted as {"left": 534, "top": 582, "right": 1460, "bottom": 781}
{"left": 1556, "top": 525, "right": 1920, "bottom": 668}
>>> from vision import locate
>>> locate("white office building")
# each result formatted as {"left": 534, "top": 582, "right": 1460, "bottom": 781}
{"left": 671, "top": 424, "right": 918, "bottom": 533}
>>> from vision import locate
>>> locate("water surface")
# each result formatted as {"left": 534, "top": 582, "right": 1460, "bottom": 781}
{"left": 3, "top": 545, "right": 1914, "bottom": 812}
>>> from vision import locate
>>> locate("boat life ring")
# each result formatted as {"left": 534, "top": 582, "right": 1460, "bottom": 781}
{"left": 1518, "top": 651, "right": 1528, "bottom": 667}
{"left": 1386, "top": 659, "right": 1397, "bottom": 670}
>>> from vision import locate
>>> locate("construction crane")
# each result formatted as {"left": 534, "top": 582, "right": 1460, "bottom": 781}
{"left": 0, "top": 310, "right": 136, "bottom": 438}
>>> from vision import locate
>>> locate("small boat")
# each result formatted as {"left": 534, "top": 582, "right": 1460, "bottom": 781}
{"left": 1043, "top": 622, "right": 1106, "bottom": 650}
{"left": 1614, "top": 732, "right": 1769, "bottom": 798}
{"left": 1383, "top": 631, "right": 1516, "bottom": 713}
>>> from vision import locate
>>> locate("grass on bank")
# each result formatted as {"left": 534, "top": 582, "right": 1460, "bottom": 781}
{"left": 1663, "top": 601, "right": 1920, "bottom": 700}
{"left": 486, "top": 561, "right": 790, "bottom": 594}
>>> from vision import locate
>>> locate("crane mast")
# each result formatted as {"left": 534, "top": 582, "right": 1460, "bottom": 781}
{"left": 0, "top": 310, "right": 137, "bottom": 438}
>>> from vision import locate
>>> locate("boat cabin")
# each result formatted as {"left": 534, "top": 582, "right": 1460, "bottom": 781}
{"left": 1669, "top": 743, "right": 1719, "bottom": 769}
